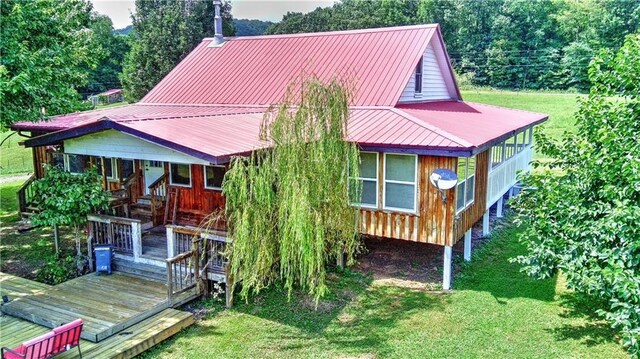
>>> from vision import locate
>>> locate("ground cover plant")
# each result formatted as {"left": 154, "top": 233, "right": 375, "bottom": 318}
{"left": 513, "top": 35, "right": 640, "bottom": 354}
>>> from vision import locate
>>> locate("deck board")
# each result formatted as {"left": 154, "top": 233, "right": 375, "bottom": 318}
{"left": 0, "top": 310, "right": 194, "bottom": 359}
{"left": 0, "top": 272, "right": 195, "bottom": 358}
{"left": 1, "top": 272, "right": 175, "bottom": 342}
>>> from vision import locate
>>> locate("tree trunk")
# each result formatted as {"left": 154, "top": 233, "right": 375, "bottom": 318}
{"left": 53, "top": 224, "right": 60, "bottom": 258}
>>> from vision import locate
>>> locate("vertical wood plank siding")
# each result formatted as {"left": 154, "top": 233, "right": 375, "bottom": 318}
{"left": 32, "top": 146, "right": 50, "bottom": 179}
{"left": 359, "top": 154, "right": 457, "bottom": 246}
{"left": 453, "top": 150, "right": 489, "bottom": 241}
{"left": 173, "top": 165, "right": 225, "bottom": 228}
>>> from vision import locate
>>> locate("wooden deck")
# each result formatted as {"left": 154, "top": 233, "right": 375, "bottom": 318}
{"left": 0, "top": 309, "right": 194, "bottom": 359}
{"left": 1, "top": 272, "right": 198, "bottom": 342}
{"left": 0, "top": 272, "right": 195, "bottom": 358}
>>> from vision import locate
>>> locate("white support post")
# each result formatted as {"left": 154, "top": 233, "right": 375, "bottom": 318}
{"left": 166, "top": 226, "right": 175, "bottom": 259}
{"left": 496, "top": 196, "right": 504, "bottom": 218}
{"left": 464, "top": 230, "right": 472, "bottom": 262}
{"left": 482, "top": 209, "right": 490, "bottom": 237}
{"left": 131, "top": 221, "right": 142, "bottom": 262}
{"left": 508, "top": 186, "right": 514, "bottom": 199}
{"left": 442, "top": 245, "right": 453, "bottom": 291}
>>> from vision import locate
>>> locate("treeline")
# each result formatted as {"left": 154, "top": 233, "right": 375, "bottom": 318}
{"left": 266, "top": 0, "right": 640, "bottom": 91}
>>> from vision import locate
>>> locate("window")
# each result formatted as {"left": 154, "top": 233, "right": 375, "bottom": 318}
{"left": 51, "top": 153, "right": 64, "bottom": 169}
{"left": 121, "top": 159, "right": 135, "bottom": 178}
{"left": 505, "top": 136, "right": 516, "bottom": 159}
{"left": 456, "top": 156, "right": 476, "bottom": 213}
{"left": 64, "top": 154, "right": 87, "bottom": 174}
{"left": 169, "top": 163, "right": 191, "bottom": 187}
{"left": 349, "top": 152, "right": 378, "bottom": 208}
{"left": 517, "top": 131, "right": 526, "bottom": 152}
{"left": 491, "top": 143, "right": 504, "bottom": 169}
{"left": 384, "top": 153, "right": 417, "bottom": 212}
{"left": 414, "top": 58, "right": 423, "bottom": 93}
{"left": 94, "top": 157, "right": 117, "bottom": 179}
{"left": 204, "top": 165, "right": 225, "bottom": 190}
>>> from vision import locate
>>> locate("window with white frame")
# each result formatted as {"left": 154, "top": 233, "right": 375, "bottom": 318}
{"left": 505, "top": 135, "right": 516, "bottom": 159}
{"left": 64, "top": 154, "right": 88, "bottom": 174}
{"left": 456, "top": 156, "right": 476, "bottom": 212}
{"left": 383, "top": 153, "right": 417, "bottom": 212}
{"left": 491, "top": 144, "right": 504, "bottom": 169}
{"left": 414, "top": 58, "right": 423, "bottom": 94}
{"left": 94, "top": 157, "right": 117, "bottom": 180}
{"left": 517, "top": 131, "right": 526, "bottom": 152}
{"left": 204, "top": 165, "right": 225, "bottom": 190}
{"left": 169, "top": 163, "right": 191, "bottom": 187}
{"left": 349, "top": 152, "right": 378, "bottom": 208}
{"left": 121, "top": 159, "right": 135, "bottom": 178}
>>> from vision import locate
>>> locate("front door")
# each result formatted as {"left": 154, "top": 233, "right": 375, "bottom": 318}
{"left": 144, "top": 160, "right": 165, "bottom": 195}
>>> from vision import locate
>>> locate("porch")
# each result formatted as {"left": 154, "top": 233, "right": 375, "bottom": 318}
{"left": 0, "top": 272, "right": 194, "bottom": 358}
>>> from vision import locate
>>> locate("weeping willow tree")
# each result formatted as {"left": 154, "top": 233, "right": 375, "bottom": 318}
{"left": 218, "top": 78, "right": 362, "bottom": 303}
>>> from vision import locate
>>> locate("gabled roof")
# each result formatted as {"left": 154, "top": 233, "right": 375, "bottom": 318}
{"left": 14, "top": 24, "right": 548, "bottom": 162}
{"left": 141, "top": 25, "right": 453, "bottom": 106}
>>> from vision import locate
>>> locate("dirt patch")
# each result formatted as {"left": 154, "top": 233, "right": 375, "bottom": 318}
{"left": 354, "top": 199, "right": 511, "bottom": 290}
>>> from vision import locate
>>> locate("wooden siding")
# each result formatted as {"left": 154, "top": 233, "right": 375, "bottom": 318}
{"left": 453, "top": 150, "right": 489, "bottom": 241}
{"left": 398, "top": 41, "right": 451, "bottom": 102}
{"left": 172, "top": 164, "right": 225, "bottom": 228}
{"left": 64, "top": 129, "right": 209, "bottom": 165}
{"left": 359, "top": 153, "right": 457, "bottom": 246}
{"left": 32, "top": 146, "right": 50, "bottom": 179}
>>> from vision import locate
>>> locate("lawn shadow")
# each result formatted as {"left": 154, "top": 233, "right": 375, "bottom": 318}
{"left": 454, "top": 222, "right": 557, "bottom": 303}
{"left": 225, "top": 269, "right": 448, "bottom": 357}
{"left": 547, "top": 292, "right": 619, "bottom": 347}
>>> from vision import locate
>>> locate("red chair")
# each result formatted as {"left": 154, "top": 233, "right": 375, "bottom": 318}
{"left": 2, "top": 319, "right": 83, "bottom": 359}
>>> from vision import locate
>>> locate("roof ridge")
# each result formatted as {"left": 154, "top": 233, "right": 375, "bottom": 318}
{"left": 204, "top": 24, "right": 439, "bottom": 42}
{"left": 112, "top": 110, "right": 267, "bottom": 123}
{"left": 135, "top": 102, "right": 271, "bottom": 108}
{"left": 389, "top": 107, "right": 473, "bottom": 148}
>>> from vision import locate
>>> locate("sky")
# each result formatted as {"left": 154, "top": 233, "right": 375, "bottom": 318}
{"left": 90, "top": 0, "right": 335, "bottom": 29}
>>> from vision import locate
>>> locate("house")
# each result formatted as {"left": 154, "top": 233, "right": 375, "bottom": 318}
{"left": 11, "top": 18, "right": 547, "bottom": 291}
{"left": 88, "top": 88, "right": 124, "bottom": 106}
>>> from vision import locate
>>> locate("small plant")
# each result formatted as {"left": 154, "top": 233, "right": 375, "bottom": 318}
{"left": 36, "top": 255, "right": 78, "bottom": 285}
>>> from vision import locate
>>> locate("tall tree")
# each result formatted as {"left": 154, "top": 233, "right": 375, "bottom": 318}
{"left": 513, "top": 34, "right": 640, "bottom": 355}
{"left": 219, "top": 78, "right": 361, "bottom": 304}
{"left": 77, "top": 15, "right": 131, "bottom": 98}
{"left": 0, "top": 0, "right": 96, "bottom": 129}
{"left": 121, "top": 0, "right": 234, "bottom": 101}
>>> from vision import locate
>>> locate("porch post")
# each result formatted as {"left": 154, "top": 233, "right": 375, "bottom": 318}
{"left": 482, "top": 209, "right": 490, "bottom": 236}
{"left": 166, "top": 226, "right": 175, "bottom": 259}
{"left": 463, "top": 229, "right": 472, "bottom": 262}
{"left": 496, "top": 196, "right": 504, "bottom": 218}
{"left": 131, "top": 221, "right": 142, "bottom": 262}
{"left": 442, "top": 245, "right": 453, "bottom": 290}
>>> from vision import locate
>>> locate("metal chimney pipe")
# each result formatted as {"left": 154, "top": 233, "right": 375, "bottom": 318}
{"left": 211, "top": 0, "right": 224, "bottom": 46}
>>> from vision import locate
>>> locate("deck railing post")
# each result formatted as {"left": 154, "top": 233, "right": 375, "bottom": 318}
{"left": 166, "top": 260, "right": 174, "bottom": 306}
{"left": 87, "top": 221, "right": 94, "bottom": 272}
{"left": 166, "top": 226, "right": 175, "bottom": 259}
{"left": 132, "top": 221, "right": 142, "bottom": 262}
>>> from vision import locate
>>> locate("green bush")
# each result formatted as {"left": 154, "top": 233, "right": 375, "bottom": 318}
{"left": 36, "top": 255, "right": 78, "bottom": 285}
{"left": 513, "top": 34, "right": 640, "bottom": 355}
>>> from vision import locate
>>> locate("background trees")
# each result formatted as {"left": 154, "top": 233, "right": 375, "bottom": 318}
{"left": 513, "top": 35, "right": 640, "bottom": 354}
{"left": 265, "top": 0, "right": 640, "bottom": 91}
{"left": 121, "top": 0, "right": 235, "bottom": 101}
{"left": 0, "top": 0, "right": 96, "bottom": 129}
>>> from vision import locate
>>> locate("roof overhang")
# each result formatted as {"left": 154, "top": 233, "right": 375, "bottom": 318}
{"left": 23, "top": 119, "right": 230, "bottom": 165}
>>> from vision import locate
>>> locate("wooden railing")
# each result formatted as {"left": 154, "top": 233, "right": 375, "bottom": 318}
{"left": 149, "top": 173, "right": 168, "bottom": 224}
{"left": 166, "top": 225, "right": 228, "bottom": 275}
{"left": 123, "top": 169, "right": 142, "bottom": 206}
{"left": 17, "top": 174, "right": 37, "bottom": 213}
{"left": 87, "top": 214, "right": 142, "bottom": 270}
{"left": 166, "top": 250, "right": 198, "bottom": 307}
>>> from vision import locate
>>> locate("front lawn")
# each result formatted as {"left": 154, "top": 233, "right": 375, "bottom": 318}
{"left": 141, "top": 224, "right": 625, "bottom": 359}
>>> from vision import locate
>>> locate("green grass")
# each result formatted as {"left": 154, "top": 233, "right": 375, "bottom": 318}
{"left": 0, "top": 181, "right": 75, "bottom": 281}
{"left": 462, "top": 89, "right": 581, "bottom": 141}
{"left": 0, "top": 131, "right": 33, "bottom": 176}
{"left": 141, "top": 224, "right": 625, "bottom": 359}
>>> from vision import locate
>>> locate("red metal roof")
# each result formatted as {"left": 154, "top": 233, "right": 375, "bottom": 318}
{"left": 141, "top": 25, "right": 439, "bottom": 106}
{"left": 395, "top": 101, "right": 548, "bottom": 147}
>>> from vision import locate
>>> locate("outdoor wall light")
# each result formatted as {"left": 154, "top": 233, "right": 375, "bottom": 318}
{"left": 430, "top": 168, "right": 458, "bottom": 204}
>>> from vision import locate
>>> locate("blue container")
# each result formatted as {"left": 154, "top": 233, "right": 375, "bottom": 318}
{"left": 95, "top": 244, "right": 113, "bottom": 275}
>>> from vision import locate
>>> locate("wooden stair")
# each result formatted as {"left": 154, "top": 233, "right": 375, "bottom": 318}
{"left": 113, "top": 258, "right": 167, "bottom": 283}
